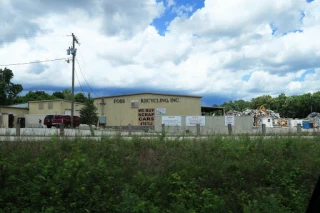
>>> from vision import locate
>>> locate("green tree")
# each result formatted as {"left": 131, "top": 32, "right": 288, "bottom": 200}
{"left": 62, "top": 89, "right": 72, "bottom": 100}
{"left": 273, "top": 93, "right": 287, "bottom": 116}
{"left": 52, "top": 91, "right": 65, "bottom": 99}
{"left": 23, "top": 91, "right": 54, "bottom": 102}
{"left": 0, "top": 68, "right": 23, "bottom": 105}
{"left": 220, "top": 100, "right": 237, "bottom": 112}
{"left": 251, "top": 95, "right": 274, "bottom": 109}
{"left": 311, "top": 91, "right": 320, "bottom": 113}
{"left": 75, "top": 92, "right": 87, "bottom": 103}
{"left": 80, "top": 93, "right": 98, "bottom": 136}
{"left": 234, "top": 99, "right": 251, "bottom": 111}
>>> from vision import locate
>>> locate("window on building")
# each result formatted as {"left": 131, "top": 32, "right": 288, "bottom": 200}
{"left": 48, "top": 102, "right": 53, "bottom": 109}
{"left": 131, "top": 100, "right": 139, "bottom": 108}
{"left": 39, "top": 102, "right": 44, "bottom": 109}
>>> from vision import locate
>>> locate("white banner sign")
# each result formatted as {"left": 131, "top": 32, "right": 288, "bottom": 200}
{"left": 225, "top": 116, "right": 235, "bottom": 126}
{"left": 156, "top": 108, "right": 166, "bottom": 115}
{"left": 186, "top": 116, "right": 205, "bottom": 126}
{"left": 162, "top": 116, "right": 181, "bottom": 126}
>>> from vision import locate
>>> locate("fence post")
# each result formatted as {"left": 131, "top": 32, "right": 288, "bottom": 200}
{"left": 228, "top": 124, "right": 232, "bottom": 135}
{"left": 128, "top": 124, "right": 132, "bottom": 136}
{"left": 60, "top": 123, "right": 65, "bottom": 137}
{"left": 16, "top": 123, "right": 20, "bottom": 136}
{"left": 262, "top": 124, "right": 266, "bottom": 135}
{"left": 196, "top": 124, "right": 200, "bottom": 135}
{"left": 297, "top": 123, "right": 302, "bottom": 133}
{"left": 161, "top": 124, "right": 165, "bottom": 137}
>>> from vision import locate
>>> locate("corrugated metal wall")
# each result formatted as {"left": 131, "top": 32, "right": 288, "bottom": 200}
{"left": 94, "top": 94, "right": 201, "bottom": 126}
{"left": 29, "top": 100, "right": 84, "bottom": 115}
{"left": 154, "top": 115, "right": 254, "bottom": 134}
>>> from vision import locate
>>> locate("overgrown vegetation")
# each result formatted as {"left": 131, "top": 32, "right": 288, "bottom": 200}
{"left": 0, "top": 136, "right": 319, "bottom": 212}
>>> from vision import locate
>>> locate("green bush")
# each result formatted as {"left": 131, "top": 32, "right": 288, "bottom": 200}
{"left": 0, "top": 136, "right": 319, "bottom": 212}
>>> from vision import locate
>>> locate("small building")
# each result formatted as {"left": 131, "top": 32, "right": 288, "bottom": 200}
{"left": 93, "top": 92, "right": 202, "bottom": 127}
{"left": 260, "top": 116, "right": 273, "bottom": 128}
{"left": 0, "top": 100, "right": 85, "bottom": 128}
{"left": 0, "top": 103, "right": 29, "bottom": 128}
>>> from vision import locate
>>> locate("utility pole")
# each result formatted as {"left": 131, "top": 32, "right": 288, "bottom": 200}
{"left": 67, "top": 33, "right": 79, "bottom": 128}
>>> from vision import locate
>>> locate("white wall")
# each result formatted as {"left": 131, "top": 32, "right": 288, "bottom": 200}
{"left": 24, "top": 114, "right": 47, "bottom": 128}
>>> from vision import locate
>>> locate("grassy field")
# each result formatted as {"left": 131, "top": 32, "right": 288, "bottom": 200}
{"left": 0, "top": 135, "right": 319, "bottom": 212}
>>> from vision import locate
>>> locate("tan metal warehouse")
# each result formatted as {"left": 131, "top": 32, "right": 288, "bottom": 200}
{"left": 93, "top": 92, "right": 202, "bottom": 127}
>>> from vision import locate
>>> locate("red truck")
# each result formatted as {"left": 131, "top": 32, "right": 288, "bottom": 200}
{"left": 44, "top": 114, "right": 81, "bottom": 128}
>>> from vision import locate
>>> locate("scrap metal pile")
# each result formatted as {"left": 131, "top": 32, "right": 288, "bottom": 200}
{"left": 306, "top": 112, "right": 320, "bottom": 127}
{"left": 225, "top": 109, "right": 281, "bottom": 119}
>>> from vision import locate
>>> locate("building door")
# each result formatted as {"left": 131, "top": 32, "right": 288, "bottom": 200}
{"left": 9, "top": 114, "right": 14, "bottom": 128}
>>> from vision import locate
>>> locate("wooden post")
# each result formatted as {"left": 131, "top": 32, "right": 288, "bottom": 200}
{"left": 196, "top": 124, "right": 200, "bottom": 135}
{"left": 262, "top": 124, "right": 266, "bottom": 135}
{"left": 297, "top": 123, "right": 302, "bottom": 133}
{"left": 16, "top": 123, "right": 20, "bottom": 136}
{"left": 228, "top": 124, "right": 232, "bottom": 135}
{"left": 128, "top": 124, "right": 132, "bottom": 136}
{"left": 161, "top": 124, "right": 165, "bottom": 137}
{"left": 60, "top": 123, "right": 65, "bottom": 137}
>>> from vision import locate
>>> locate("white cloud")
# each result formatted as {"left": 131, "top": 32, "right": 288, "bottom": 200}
{"left": 1, "top": 0, "right": 320, "bottom": 104}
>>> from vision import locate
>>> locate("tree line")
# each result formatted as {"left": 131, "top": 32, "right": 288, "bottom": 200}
{"left": 0, "top": 68, "right": 87, "bottom": 105}
{"left": 219, "top": 92, "right": 320, "bottom": 119}
{"left": 2, "top": 67, "right": 319, "bottom": 119}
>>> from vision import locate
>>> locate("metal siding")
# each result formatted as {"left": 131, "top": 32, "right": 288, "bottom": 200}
{"left": 94, "top": 94, "right": 201, "bottom": 126}
{"left": 28, "top": 101, "right": 84, "bottom": 115}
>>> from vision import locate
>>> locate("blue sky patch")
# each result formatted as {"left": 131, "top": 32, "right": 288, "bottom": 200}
{"left": 242, "top": 73, "right": 251, "bottom": 82}
{"left": 294, "top": 69, "right": 315, "bottom": 82}
{"left": 269, "top": 23, "right": 278, "bottom": 35}
{"left": 152, "top": 0, "right": 205, "bottom": 35}
{"left": 300, "top": 10, "right": 305, "bottom": 23}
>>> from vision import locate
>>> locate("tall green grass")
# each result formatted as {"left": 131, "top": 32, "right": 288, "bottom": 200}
{"left": 0, "top": 135, "right": 319, "bottom": 212}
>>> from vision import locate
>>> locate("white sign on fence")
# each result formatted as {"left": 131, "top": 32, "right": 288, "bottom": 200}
{"left": 225, "top": 116, "right": 235, "bottom": 126}
{"left": 186, "top": 116, "right": 205, "bottom": 126}
{"left": 162, "top": 116, "right": 181, "bottom": 126}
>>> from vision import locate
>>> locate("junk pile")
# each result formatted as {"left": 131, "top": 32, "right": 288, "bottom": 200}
{"left": 306, "top": 112, "right": 320, "bottom": 128}
{"left": 225, "top": 109, "right": 280, "bottom": 119}
{"left": 225, "top": 108, "right": 283, "bottom": 127}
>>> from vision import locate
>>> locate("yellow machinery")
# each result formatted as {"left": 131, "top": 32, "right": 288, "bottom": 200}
{"left": 257, "top": 105, "right": 269, "bottom": 116}
{"left": 255, "top": 105, "right": 269, "bottom": 126}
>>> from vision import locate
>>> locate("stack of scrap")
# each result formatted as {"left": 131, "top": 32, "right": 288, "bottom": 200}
{"left": 306, "top": 112, "right": 320, "bottom": 127}
{"left": 225, "top": 109, "right": 281, "bottom": 119}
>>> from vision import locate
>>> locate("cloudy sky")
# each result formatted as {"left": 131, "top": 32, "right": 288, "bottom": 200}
{"left": 0, "top": 0, "right": 319, "bottom": 106}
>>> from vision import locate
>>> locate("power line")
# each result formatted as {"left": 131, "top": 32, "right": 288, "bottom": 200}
{"left": 76, "top": 58, "right": 97, "bottom": 97}
{"left": 75, "top": 68, "right": 85, "bottom": 94}
{"left": 0, "top": 58, "right": 71, "bottom": 67}
{"left": 0, "top": 34, "right": 69, "bottom": 39}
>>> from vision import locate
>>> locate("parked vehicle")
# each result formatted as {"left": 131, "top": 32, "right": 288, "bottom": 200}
{"left": 44, "top": 114, "right": 81, "bottom": 128}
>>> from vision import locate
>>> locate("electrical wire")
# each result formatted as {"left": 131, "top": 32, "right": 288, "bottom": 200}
{"left": 75, "top": 58, "right": 98, "bottom": 97}
{"left": 0, "top": 58, "right": 71, "bottom": 67}
{"left": 0, "top": 34, "right": 69, "bottom": 39}
{"left": 75, "top": 68, "right": 85, "bottom": 94}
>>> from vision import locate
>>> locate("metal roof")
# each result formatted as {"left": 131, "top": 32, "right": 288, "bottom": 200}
{"left": 6, "top": 103, "right": 29, "bottom": 108}
{"left": 28, "top": 99, "right": 84, "bottom": 105}
{"left": 94, "top": 92, "right": 202, "bottom": 99}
